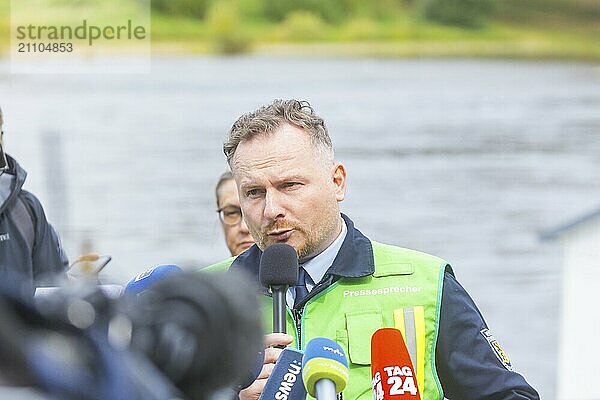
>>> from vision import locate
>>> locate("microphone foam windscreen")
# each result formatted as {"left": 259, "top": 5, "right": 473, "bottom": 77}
{"left": 259, "top": 244, "right": 298, "bottom": 287}
{"left": 259, "top": 348, "right": 306, "bottom": 400}
{"left": 302, "top": 337, "right": 349, "bottom": 397}
{"left": 371, "top": 328, "right": 420, "bottom": 400}
{"left": 125, "top": 264, "right": 183, "bottom": 296}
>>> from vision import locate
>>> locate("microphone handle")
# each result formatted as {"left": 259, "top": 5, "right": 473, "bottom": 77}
{"left": 315, "top": 379, "right": 338, "bottom": 400}
{"left": 272, "top": 286, "right": 287, "bottom": 334}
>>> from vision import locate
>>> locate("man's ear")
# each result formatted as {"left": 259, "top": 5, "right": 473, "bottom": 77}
{"left": 332, "top": 163, "right": 347, "bottom": 202}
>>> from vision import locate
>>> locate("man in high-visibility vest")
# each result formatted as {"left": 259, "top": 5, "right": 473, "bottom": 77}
{"left": 204, "top": 99, "right": 539, "bottom": 400}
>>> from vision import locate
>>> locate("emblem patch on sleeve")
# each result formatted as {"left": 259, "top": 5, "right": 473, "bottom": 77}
{"left": 480, "top": 328, "right": 514, "bottom": 371}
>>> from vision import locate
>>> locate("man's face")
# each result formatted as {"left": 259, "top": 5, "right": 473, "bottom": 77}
{"left": 217, "top": 179, "right": 255, "bottom": 256}
{"left": 231, "top": 123, "right": 346, "bottom": 260}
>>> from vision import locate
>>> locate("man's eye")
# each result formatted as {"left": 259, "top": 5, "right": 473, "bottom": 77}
{"left": 224, "top": 210, "right": 240, "bottom": 217}
{"left": 246, "top": 188, "right": 262, "bottom": 198}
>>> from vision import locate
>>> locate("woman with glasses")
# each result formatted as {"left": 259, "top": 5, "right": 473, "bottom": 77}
{"left": 215, "top": 170, "right": 255, "bottom": 256}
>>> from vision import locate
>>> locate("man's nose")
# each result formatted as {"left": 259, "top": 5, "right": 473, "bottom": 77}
{"left": 263, "top": 190, "right": 285, "bottom": 221}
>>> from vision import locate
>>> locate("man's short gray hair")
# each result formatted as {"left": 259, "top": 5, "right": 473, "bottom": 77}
{"left": 223, "top": 99, "right": 334, "bottom": 165}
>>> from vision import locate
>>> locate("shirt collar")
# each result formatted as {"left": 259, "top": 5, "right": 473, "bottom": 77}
{"left": 300, "top": 217, "right": 347, "bottom": 288}
{"left": 327, "top": 213, "right": 374, "bottom": 278}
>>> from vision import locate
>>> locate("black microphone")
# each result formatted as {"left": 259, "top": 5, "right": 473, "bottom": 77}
{"left": 259, "top": 244, "right": 299, "bottom": 334}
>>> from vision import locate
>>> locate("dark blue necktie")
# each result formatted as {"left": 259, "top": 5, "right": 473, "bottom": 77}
{"left": 294, "top": 266, "right": 310, "bottom": 308}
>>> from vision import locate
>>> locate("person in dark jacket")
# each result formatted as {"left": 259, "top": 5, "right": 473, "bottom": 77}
{"left": 0, "top": 106, "right": 68, "bottom": 296}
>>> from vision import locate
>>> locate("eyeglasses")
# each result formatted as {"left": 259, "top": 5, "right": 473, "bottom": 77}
{"left": 217, "top": 205, "right": 243, "bottom": 226}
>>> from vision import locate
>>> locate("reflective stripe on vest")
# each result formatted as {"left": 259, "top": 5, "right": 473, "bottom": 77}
{"left": 394, "top": 306, "right": 426, "bottom": 395}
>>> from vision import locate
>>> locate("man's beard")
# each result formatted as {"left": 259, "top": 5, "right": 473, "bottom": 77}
{"left": 252, "top": 216, "right": 339, "bottom": 261}
{"left": 253, "top": 221, "right": 301, "bottom": 253}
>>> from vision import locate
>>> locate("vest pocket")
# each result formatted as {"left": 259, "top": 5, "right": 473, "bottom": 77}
{"left": 345, "top": 311, "right": 383, "bottom": 365}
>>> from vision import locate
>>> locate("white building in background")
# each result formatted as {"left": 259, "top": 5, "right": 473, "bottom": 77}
{"left": 542, "top": 207, "right": 600, "bottom": 400}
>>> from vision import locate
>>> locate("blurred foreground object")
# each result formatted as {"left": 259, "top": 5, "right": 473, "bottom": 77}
{"left": 67, "top": 253, "right": 112, "bottom": 281}
{"left": 0, "top": 270, "right": 263, "bottom": 400}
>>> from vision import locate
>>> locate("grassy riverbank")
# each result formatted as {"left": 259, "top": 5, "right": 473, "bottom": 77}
{"left": 1, "top": 0, "right": 599, "bottom": 60}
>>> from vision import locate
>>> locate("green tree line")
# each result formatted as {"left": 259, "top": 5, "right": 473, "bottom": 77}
{"left": 152, "top": 0, "right": 497, "bottom": 28}
{"left": 1, "top": 0, "right": 599, "bottom": 58}
{"left": 152, "top": 0, "right": 600, "bottom": 28}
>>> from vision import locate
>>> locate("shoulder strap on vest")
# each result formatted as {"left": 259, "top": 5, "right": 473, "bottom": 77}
{"left": 8, "top": 196, "right": 35, "bottom": 257}
{"left": 371, "top": 241, "right": 447, "bottom": 277}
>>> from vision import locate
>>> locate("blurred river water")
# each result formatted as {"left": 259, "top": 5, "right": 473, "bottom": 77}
{"left": 1, "top": 57, "right": 599, "bottom": 399}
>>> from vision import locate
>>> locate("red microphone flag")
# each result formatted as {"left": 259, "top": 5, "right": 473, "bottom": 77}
{"left": 371, "top": 328, "right": 421, "bottom": 400}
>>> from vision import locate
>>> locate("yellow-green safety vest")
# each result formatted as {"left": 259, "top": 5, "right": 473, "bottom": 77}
{"left": 202, "top": 241, "right": 448, "bottom": 400}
